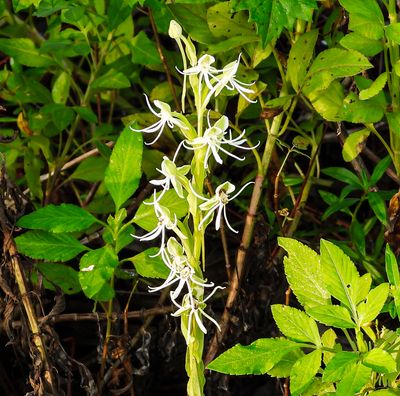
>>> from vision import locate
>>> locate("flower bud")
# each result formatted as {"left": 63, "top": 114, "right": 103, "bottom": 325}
{"left": 169, "top": 20, "right": 182, "bottom": 39}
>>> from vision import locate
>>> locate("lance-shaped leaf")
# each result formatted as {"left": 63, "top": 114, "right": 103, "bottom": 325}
{"left": 272, "top": 305, "right": 321, "bottom": 346}
{"left": 307, "top": 305, "right": 356, "bottom": 329}
{"left": 362, "top": 348, "right": 397, "bottom": 374}
{"left": 15, "top": 230, "right": 88, "bottom": 262}
{"left": 17, "top": 204, "right": 97, "bottom": 233}
{"left": 336, "top": 362, "right": 371, "bottom": 396}
{"left": 207, "top": 338, "right": 301, "bottom": 375}
{"left": 105, "top": 126, "right": 143, "bottom": 211}
{"left": 357, "top": 283, "right": 389, "bottom": 326}
{"left": 322, "top": 351, "right": 359, "bottom": 383}
{"left": 278, "top": 237, "right": 330, "bottom": 309}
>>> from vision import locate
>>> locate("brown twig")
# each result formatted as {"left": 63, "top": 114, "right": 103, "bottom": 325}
{"left": 148, "top": 8, "right": 181, "bottom": 112}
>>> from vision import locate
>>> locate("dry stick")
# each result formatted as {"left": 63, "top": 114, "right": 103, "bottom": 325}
{"left": 23, "top": 141, "right": 114, "bottom": 194}
{"left": 9, "top": 306, "right": 174, "bottom": 329}
{"left": 148, "top": 8, "right": 181, "bottom": 112}
{"left": 3, "top": 232, "right": 56, "bottom": 393}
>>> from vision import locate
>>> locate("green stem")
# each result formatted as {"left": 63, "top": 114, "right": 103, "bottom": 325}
{"left": 343, "top": 329, "right": 358, "bottom": 351}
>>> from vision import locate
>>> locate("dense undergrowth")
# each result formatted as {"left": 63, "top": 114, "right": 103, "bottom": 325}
{"left": 1, "top": 0, "right": 400, "bottom": 395}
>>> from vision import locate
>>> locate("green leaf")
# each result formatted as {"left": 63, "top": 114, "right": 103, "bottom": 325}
{"left": 359, "top": 73, "right": 387, "bottom": 100}
{"left": 304, "top": 49, "right": 372, "bottom": 95}
{"left": 338, "top": 0, "right": 384, "bottom": 39}
{"left": 342, "top": 129, "right": 370, "bottom": 162}
{"left": 108, "top": 0, "right": 132, "bottom": 30}
{"left": 370, "top": 156, "right": 392, "bottom": 186}
{"left": 207, "top": 338, "right": 301, "bottom": 375}
{"left": 322, "top": 167, "right": 363, "bottom": 188}
{"left": 267, "top": 349, "right": 304, "bottom": 378}
{"left": 131, "top": 31, "right": 161, "bottom": 65}
{"left": 13, "top": 0, "right": 41, "bottom": 12}
{"left": 340, "top": 33, "right": 384, "bottom": 57}
{"left": 367, "top": 191, "right": 388, "bottom": 226}
{"left": 52, "top": 71, "right": 71, "bottom": 104}
{"left": 207, "top": 35, "right": 259, "bottom": 55}
{"left": 336, "top": 363, "right": 372, "bottom": 396}
{"left": 287, "top": 30, "right": 318, "bottom": 92}
{"left": 37, "top": 262, "right": 81, "bottom": 294}
{"left": 368, "top": 390, "right": 400, "bottom": 395}
{"left": 278, "top": 237, "right": 330, "bottom": 309}
{"left": 41, "top": 104, "right": 75, "bottom": 132}
{"left": 207, "top": 2, "right": 255, "bottom": 38}
{"left": 307, "top": 305, "right": 356, "bottom": 329}
{"left": 91, "top": 69, "right": 131, "bottom": 89}
{"left": 362, "top": 348, "right": 397, "bottom": 373}
{"left": 357, "top": 283, "right": 389, "bottom": 326}
{"left": 24, "top": 148, "right": 43, "bottom": 200}
{"left": 70, "top": 157, "right": 108, "bottom": 183}
{"left": 321, "top": 328, "right": 337, "bottom": 365}
{"left": 231, "top": 0, "right": 317, "bottom": 47}
{"left": 322, "top": 351, "right": 359, "bottom": 382}
{"left": 17, "top": 204, "right": 98, "bottom": 233}
{"left": 290, "top": 349, "right": 321, "bottom": 396}
{"left": 105, "top": 127, "right": 143, "bottom": 211}
{"left": 350, "top": 219, "right": 366, "bottom": 256}
{"left": 73, "top": 106, "right": 98, "bottom": 123}
{"left": 386, "top": 244, "right": 400, "bottom": 286}
{"left": 386, "top": 23, "right": 400, "bottom": 44}
{"left": 0, "top": 38, "right": 53, "bottom": 67}
{"left": 15, "top": 230, "right": 88, "bottom": 262}
{"left": 129, "top": 248, "right": 169, "bottom": 279}
{"left": 308, "top": 81, "right": 344, "bottom": 121}
{"left": 79, "top": 247, "right": 119, "bottom": 301}
{"left": 320, "top": 239, "right": 359, "bottom": 311}
{"left": 340, "top": 94, "right": 385, "bottom": 123}
{"left": 133, "top": 189, "right": 188, "bottom": 231}
{"left": 271, "top": 305, "right": 321, "bottom": 346}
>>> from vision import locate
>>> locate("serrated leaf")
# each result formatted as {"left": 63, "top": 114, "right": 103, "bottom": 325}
{"left": 367, "top": 191, "right": 388, "bottom": 226}
{"left": 129, "top": 248, "right": 169, "bottom": 279}
{"left": 267, "top": 349, "right": 304, "bottom": 378}
{"left": 320, "top": 239, "right": 359, "bottom": 312}
{"left": 359, "top": 73, "right": 387, "bottom": 100}
{"left": 79, "top": 247, "right": 119, "bottom": 301}
{"left": 357, "top": 283, "right": 389, "bottom": 326}
{"left": 321, "top": 328, "right": 337, "bottom": 365}
{"left": 105, "top": 127, "right": 143, "bottom": 211}
{"left": 272, "top": 305, "right": 321, "bottom": 346}
{"left": 290, "top": 349, "right": 321, "bottom": 396}
{"left": 15, "top": 230, "right": 88, "bottom": 262}
{"left": 322, "top": 351, "right": 359, "bottom": 382}
{"left": 336, "top": 363, "right": 371, "bottom": 396}
{"left": 342, "top": 129, "right": 370, "bottom": 162}
{"left": 386, "top": 244, "right": 400, "bottom": 286}
{"left": 287, "top": 30, "right": 318, "bottom": 92}
{"left": 362, "top": 348, "right": 397, "bottom": 373}
{"left": 13, "top": 0, "right": 41, "bottom": 12}
{"left": 17, "top": 204, "right": 98, "bottom": 233}
{"left": 307, "top": 305, "right": 356, "bottom": 328}
{"left": 278, "top": 237, "right": 330, "bottom": 309}
{"left": 207, "top": 338, "right": 301, "bottom": 375}
{"left": 339, "top": 0, "right": 384, "bottom": 40}
{"left": 351, "top": 273, "right": 372, "bottom": 305}
{"left": 37, "top": 262, "right": 81, "bottom": 294}
{"left": 231, "top": 0, "right": 317, "bottom": 47}
{"left": 340, "top": 33, "right": 384, "bottom": 57}
{"left": 304, "top": 49, "right": 372, "bottom": 95}
{"left": 133, "top": 189, "right": 188, "bottom": 231}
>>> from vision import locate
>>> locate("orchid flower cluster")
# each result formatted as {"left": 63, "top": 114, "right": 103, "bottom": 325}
{"left": 131, "top": 21, "right": 256, "bottom": 350}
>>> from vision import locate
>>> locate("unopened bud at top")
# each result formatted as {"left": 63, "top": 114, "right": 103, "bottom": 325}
{"left": 169, "top": 20, "right": 182, "bottom": 39}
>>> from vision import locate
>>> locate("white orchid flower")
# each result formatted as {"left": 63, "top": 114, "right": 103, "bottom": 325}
{"left": 130, "top": 94, "right": 188, "bottom": 145}
{"left": 132, "top": 198, "right": 186, "bottom": 256}
{"left": 183, "top": 115, "right": 255, "bottom": 169}
{"left": 171, "top": 286, "right": 224, "bottom": 341}
{"left": 179, "top": 54, "right": 221, "bottom": 98}
{"left": 212, "top": 54, "right": 256, "bottom": 104}
{"left": 150, "top": 156, "right": 190, "bottom": 200}
{"left": 149, "top": 238, "right": 214, "bottom": 301}
{"left": 191, "top": 181, "right": 254, "bottom": 233}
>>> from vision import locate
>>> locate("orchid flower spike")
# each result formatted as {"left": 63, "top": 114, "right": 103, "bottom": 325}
{"left": 183, "top": 115, "right": 255, "bottom": 169}
{"left": 132, "top": 196, "right": 187, "bottom": 256}
{"left": 171, "top": 286, "right": 225, "bottom": 342}
{"left": 191, "top": 181, "right": 254, "bottom": 233}
{"left": 150, "top": 156, "right": 190, "bottom": 200}
{"left": 149, "top": 237, "right": 214, "bottom": 301}
{"left": 130, "top": 94, "right": 188, "bottom": 145}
